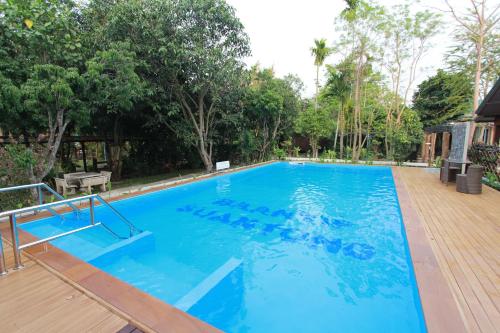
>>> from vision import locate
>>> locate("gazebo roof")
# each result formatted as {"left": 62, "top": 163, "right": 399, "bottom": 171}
{"left": 475, "top": 77, "right": 500, "bottom": 122}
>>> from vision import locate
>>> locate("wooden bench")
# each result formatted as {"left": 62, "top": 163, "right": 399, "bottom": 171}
{"left": 54, "top": 178, "right": 78, "bottom": 196}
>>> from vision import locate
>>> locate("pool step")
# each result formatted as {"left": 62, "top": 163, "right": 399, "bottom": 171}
{"left": 87, "top": 231, "right": 154, "bottom": 263}
{"left": 174, "top": 257, "right": 242, "bottom": 312}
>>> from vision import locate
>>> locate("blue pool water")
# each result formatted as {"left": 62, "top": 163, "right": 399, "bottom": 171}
{"left": 21, "top": 162, "right": 426, "bottom": 332}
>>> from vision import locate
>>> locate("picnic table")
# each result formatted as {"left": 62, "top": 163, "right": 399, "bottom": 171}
{"left": 57, "top": 171, "right": 111, "bottom": 194}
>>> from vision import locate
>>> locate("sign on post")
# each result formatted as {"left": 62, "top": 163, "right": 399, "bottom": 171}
{"left": 216, "top": 161, "right": 230, "bottom": 171}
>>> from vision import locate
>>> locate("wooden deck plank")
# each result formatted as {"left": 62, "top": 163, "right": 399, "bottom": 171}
{"left": 0, "top": 243, "right": 128, "bottom": 333}
{"left": 396, "top": 167, "right": 500, "bottom": 333}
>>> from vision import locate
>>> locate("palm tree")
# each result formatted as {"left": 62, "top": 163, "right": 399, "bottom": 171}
{"left": 325, "top": 64, "right": 352, "bottom": 158}
{"left": 311, "top": 38, "right": 331, "bottom": 110}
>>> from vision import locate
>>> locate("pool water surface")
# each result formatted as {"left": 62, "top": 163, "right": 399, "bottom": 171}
{"left": 22, "top": 162, "right": 426, "bottom": 332}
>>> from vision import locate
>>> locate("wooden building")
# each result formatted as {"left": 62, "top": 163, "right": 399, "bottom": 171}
{"left": 475, "top": 77, "right": 500, "bottom": 145}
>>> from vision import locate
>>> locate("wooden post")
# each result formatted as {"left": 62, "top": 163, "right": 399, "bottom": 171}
{"left": 81, "top": 141, "right": 88, "bottom": 172}
{"left": 422, "top": 133, "right": 431, "bottom": 163}
{"left": 442, "top": 132, "right": 451, "bottom": 159}
{"left": 430, "top": 133, "right": 437, "bottom": 164}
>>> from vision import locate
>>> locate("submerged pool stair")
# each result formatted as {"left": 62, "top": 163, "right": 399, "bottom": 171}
{"left": 174, "top": 257, "right": 243, "bottom": 312}
{"left": 0, "top": 183, "right": 142, "bottom": 273}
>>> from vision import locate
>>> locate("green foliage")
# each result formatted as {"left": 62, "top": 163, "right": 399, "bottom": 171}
{"left": 241, "top": 67, "right": 302, "bottom": 162}
{"left": 293, "top": 146, "right": 301, "bottom": 157}
{"left": 22, "top": 64, "right": 86, "bottom": 128}
{"left": 413, "top": 69, "right": 473, "bottom": 127}
{"left": 321, "top": 149, "right": 337, "bottom": 160}
{"left": 0, "top": 143, "right": 35, "bottom": 210}
{"left": 84, "top": 42, "right": 146, "bottom": 116}
{"left": 273, "top": 147, "right": 286, "bottom": 160}
{"left": 391, "top": 109, "right": 423, "bottom": 161}
{"left": 295, "top": 106, "right": 334, "bottom": 158}
{"left": 311, "top": 39, "right": 332, "bottom": 67}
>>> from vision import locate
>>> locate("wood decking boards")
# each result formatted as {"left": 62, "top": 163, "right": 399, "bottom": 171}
{"left": 396, "top": 167, "right": 500, "bottom": 333}
{"left": 0, "top": 244, "right": 129, "bottom": 333}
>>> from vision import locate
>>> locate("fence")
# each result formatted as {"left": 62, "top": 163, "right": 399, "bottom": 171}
{"left": 468, "top": 144, "right": 500, "bottom": 180}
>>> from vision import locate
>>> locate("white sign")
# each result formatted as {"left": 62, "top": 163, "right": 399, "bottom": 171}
{"left": 216, "top": 160, "right": 230, "bottom": 171}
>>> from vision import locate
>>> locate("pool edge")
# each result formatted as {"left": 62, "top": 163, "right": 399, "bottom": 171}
{"left": 3, "top": 161, "right": 467, "bottom": 332}
{"left": 2, "top": 161, "right": 277, "bottom": 333}
{"left": 391, "top": 167, "right": 467, "bottom": 333}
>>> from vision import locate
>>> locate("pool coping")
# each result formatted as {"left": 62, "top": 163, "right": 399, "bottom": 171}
{"left": 1, "top": 161, "right": 467, "bottom": 332}
{"left": 391, "top": 167, "right": 467, "bottom": 333}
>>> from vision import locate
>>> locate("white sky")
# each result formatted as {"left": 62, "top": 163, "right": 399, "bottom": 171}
{"left": 226, "top": 0, "right": 472, "bottom": 98}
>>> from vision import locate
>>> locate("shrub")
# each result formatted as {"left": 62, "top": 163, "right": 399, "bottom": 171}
{"left": 273, "top": 147, "right": 286, "bottom": 160}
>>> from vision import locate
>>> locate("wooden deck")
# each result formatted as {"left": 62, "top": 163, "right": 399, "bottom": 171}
{"left": 396, "top": 167, "right": 500, "bottom": 333}
{"left": 0, "top": 164, "right": 498, "bottom": 332}
{"left": 0, "top": 244, "right": 129, "bottom": 332}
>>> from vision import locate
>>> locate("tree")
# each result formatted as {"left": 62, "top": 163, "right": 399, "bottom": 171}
{"left": 335, "top": 0, "right": 385, "bottom": 161}
{"left": 0, "top": 0, "right": 86, "bottom": 190}
{"left": 381, "top": 2, "right": 441, "bottom": 157}
{"left": 84, "top": 42, "right": 147, "bottom": 179}
{"left": 242, "top": 67, "right": 302, "bottom": 161}
{"left": 295, "top": 106, "right": 334, "bottom": 158}
{"left": 413, "top": 69, "right": 473, "bottom": 128}
{"left": 392, "top": 109, "right": 423, "bottom": 161}
{"left": 444, "top": 0, "right": 500, "bottom": 113}
{"left": 324, "top": 61, "right": 353, "bottom": 159}
{"left": 166, "top": 0, "right": 250, "bottom": 172}
{"left": 21, "top": 64, "right": 86, "bottom": 183}
{"left": 311, "top": 38, "right": 331, "bottom": 110}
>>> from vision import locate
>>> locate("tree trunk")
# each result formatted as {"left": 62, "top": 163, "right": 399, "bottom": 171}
{"left": 315, "top": 65, "right": 319, "bottom": 110}
{"left": 469, "top": 27, "right": 484, "bottom": 144}
{"left": 333, "top": 103, "right": 341, "bottom": 151}
{"left": 339, "top": 109, "right": 344, "bottom": 159}
{"left": 110, "top": 116, "right": 123, "bottom": 180}
{"left": 310, "top": 138, "right": 318, "bottom": 159}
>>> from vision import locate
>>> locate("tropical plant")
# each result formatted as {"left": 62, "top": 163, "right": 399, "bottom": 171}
{"left": 311, "top": 38, "right": 332, "bottom": 110}
{"left": 295, "top": 106, "right": 334, "bottom": 158}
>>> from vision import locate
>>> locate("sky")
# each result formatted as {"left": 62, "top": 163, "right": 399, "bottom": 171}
{"left": 225, "top": 0, "right": 472, "bottom": 98}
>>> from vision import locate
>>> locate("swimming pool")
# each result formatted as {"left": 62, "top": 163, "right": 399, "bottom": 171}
{"left": 22, "top": 162, "right": 426, "bottom": 332}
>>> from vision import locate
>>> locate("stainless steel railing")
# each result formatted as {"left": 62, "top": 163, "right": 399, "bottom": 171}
{"left": 0, "top": 183, "right": 80, "bottom": 215}
{"left": 0, "top": 195, "right": 101, "bottom": 270}
{"left": 0, "top": 229, "right": 7, "bottom": 276}
{"left": 0, "top": 184, "right": 141, "bottom": 272}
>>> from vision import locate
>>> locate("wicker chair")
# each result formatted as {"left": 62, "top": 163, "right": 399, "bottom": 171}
{"left": 456, "top": 165, "right": 483, "bottom": 194}
{"left": 440, "top": 160, "right": 461, "bottom": 185}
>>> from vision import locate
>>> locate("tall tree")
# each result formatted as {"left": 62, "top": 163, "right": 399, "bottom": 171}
{"left": 22, "top": 64, "right": 86, "bottom": 184}
{"left": 295, "top": 105, "right": 334, "bottom": 159}
{"left": 324, "top": 61, "right": 353, "bottom": 158}
{"left": 444, "top": 0, "right": 500, "bottom": 113}
{"left": 84, "top": 42, "right": 147, "bottom": 179}
{"left": 0, "top": 0, "right": 87, "bottom": 188}
{"left": 381, "top": 2, "right": 440, "bottom": 157}
{"left": 335, "top": 0, "right": 385, "bottom": 161}
{"left": 243, "top": 67, "right": 302, "bottom": 161}
{"left": 413, "top": 69, "right": 473, "bottom": 128}
{"left": 311, "top": 38, "right": 331, "bottom": 110}
{"left": 167, "top": 0, "right": 250, "bottom": 172}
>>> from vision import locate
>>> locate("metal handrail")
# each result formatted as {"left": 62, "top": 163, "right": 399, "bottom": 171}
{"left": 0, "top": 183, "right": 80, "bottom": 214}
{"left": 0, "top": 194, "right": 93, "bottom": 218}
{"left": 95, "top": 195, "right": 141, "bottom": 236}
{"left": 0, "top": 188, "right": 141, "bottom": 272}
{"left": 0, "top": 230, "right": 7, "bottom": 275}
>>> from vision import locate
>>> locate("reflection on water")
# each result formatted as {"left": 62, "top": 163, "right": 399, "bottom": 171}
{"left": 21, "top": 162, "right": 426, "bottom": 333}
